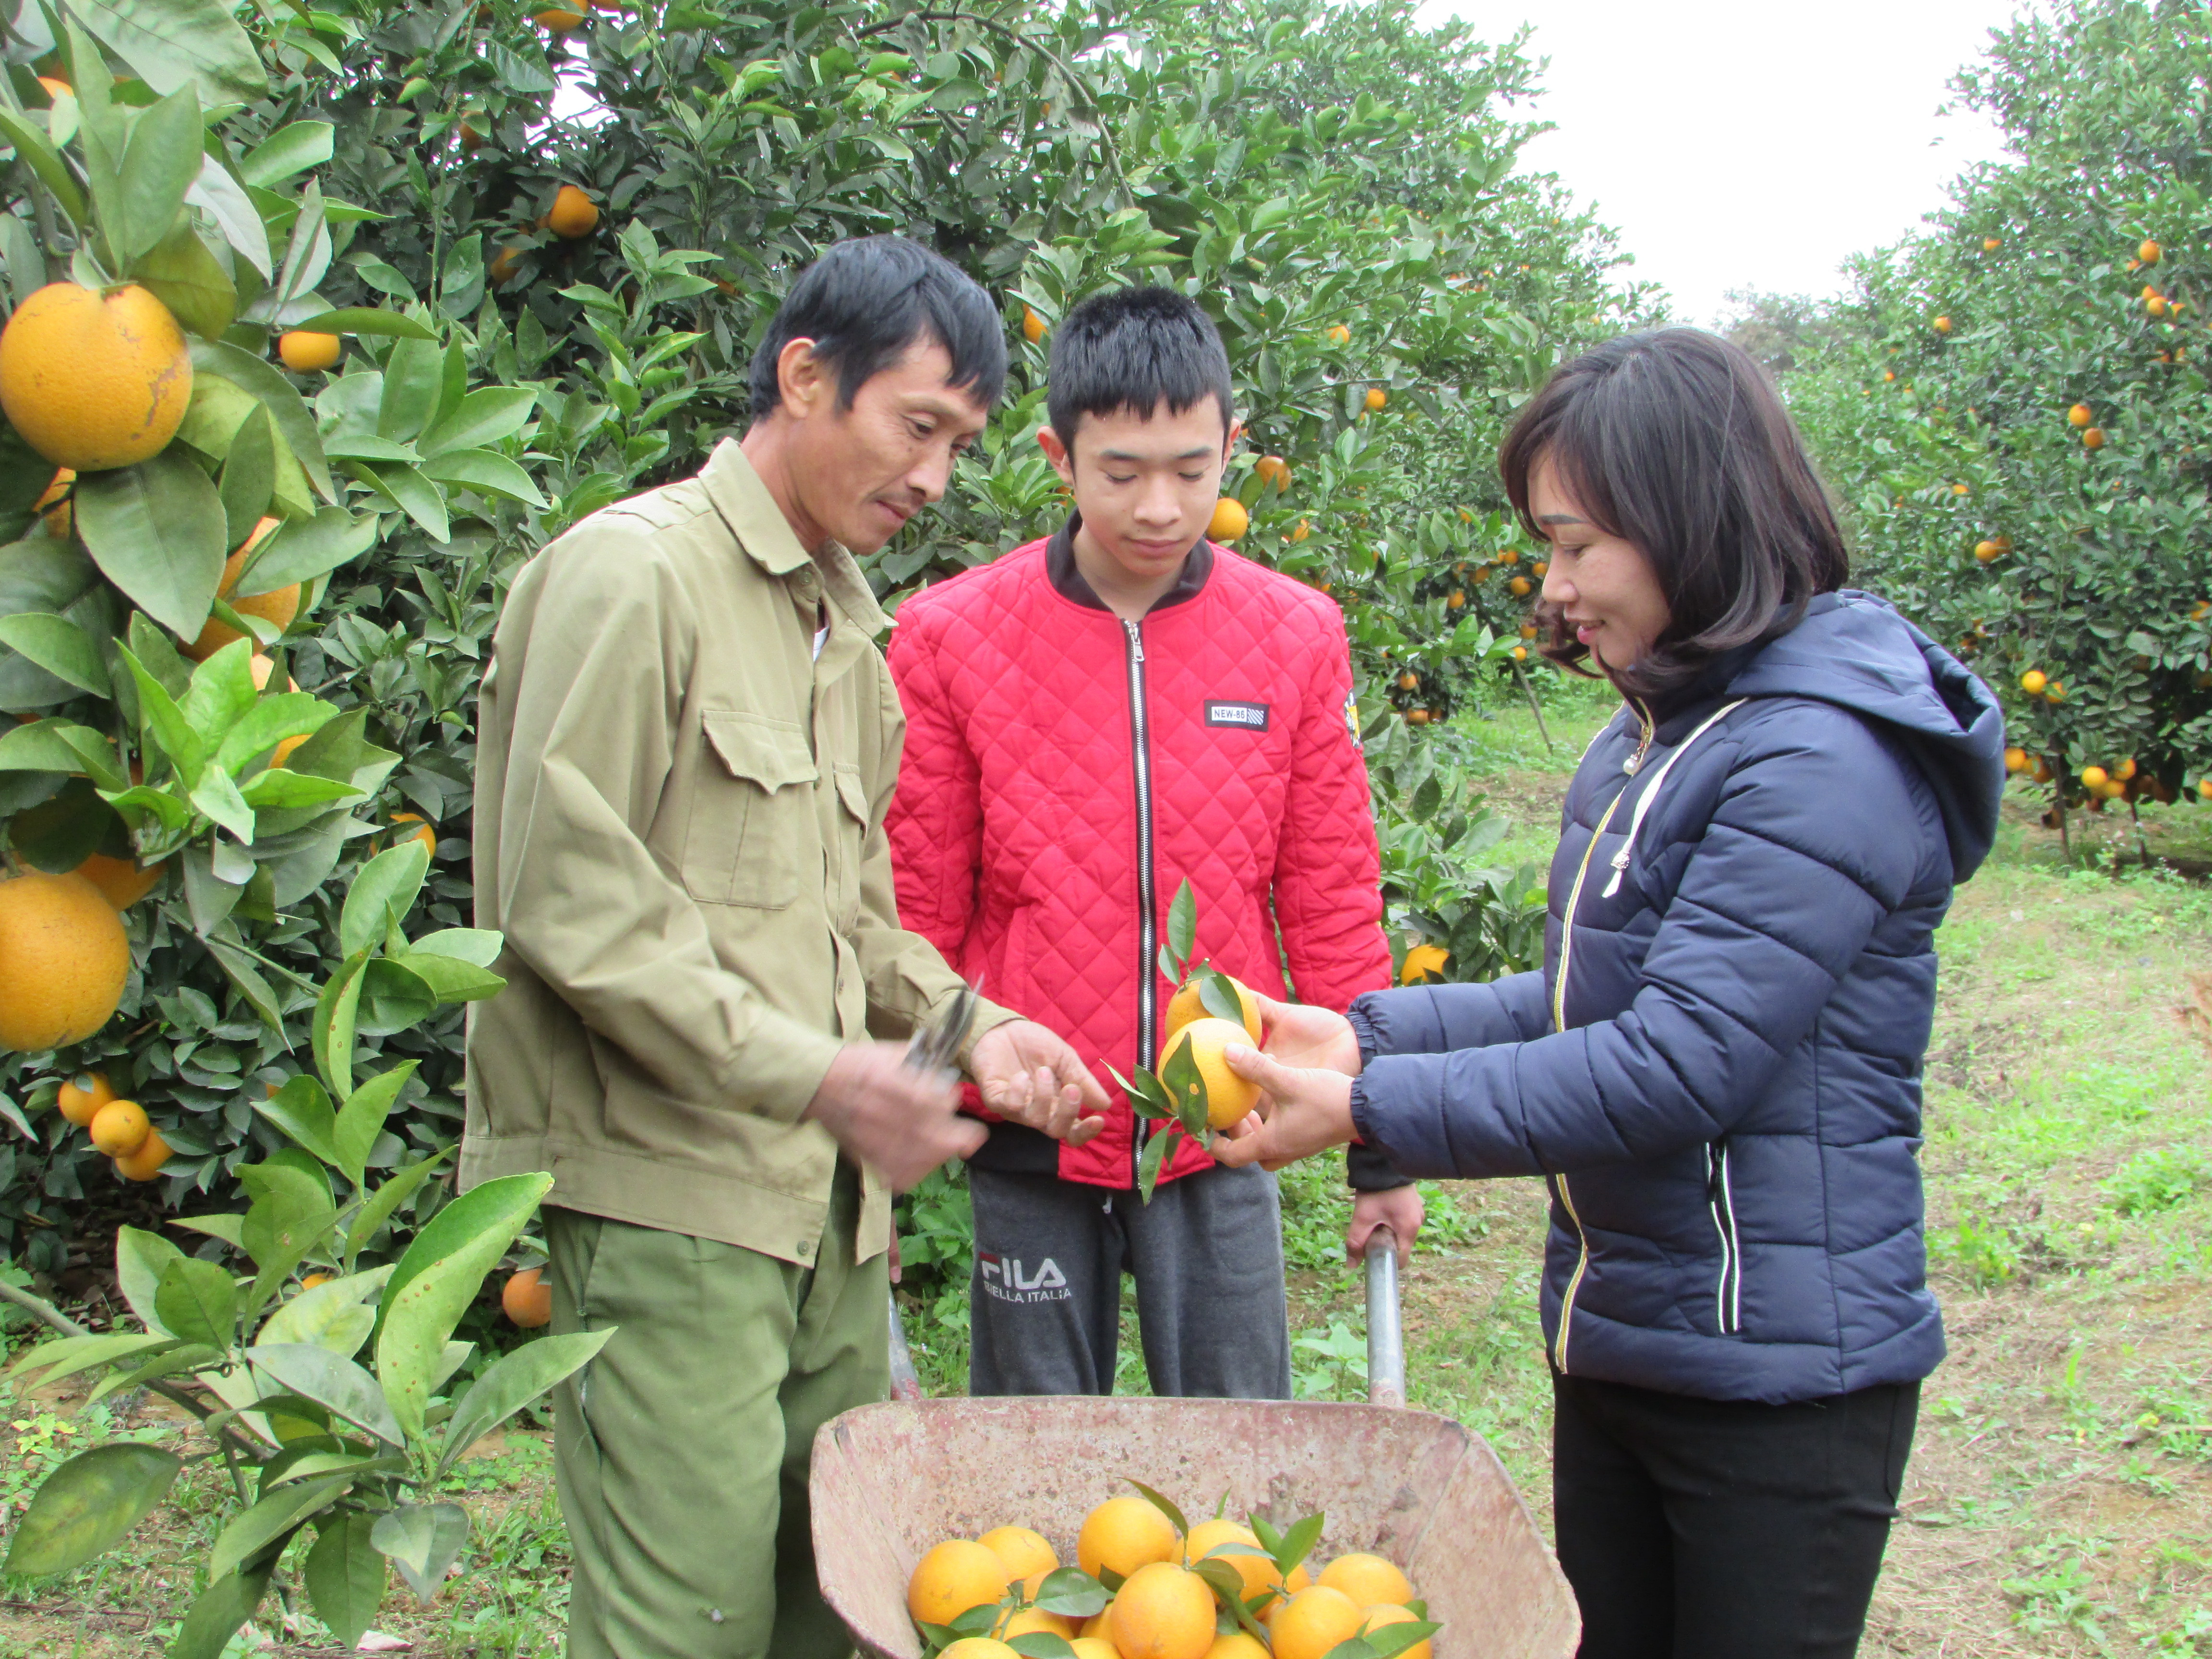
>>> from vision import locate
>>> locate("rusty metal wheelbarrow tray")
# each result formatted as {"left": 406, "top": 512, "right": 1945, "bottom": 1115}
{"left": 810, "top": 1232, "right": 1579, "bottom": 1658}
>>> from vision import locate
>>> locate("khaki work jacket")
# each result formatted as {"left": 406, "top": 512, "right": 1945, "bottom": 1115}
{"left": 460, "top": 439, "right": 1011, "bottom": 1265}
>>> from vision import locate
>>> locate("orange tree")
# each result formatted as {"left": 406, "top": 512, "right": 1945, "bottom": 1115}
{"left": 1779, "top": 0, "right": 2212, "bottom": 841}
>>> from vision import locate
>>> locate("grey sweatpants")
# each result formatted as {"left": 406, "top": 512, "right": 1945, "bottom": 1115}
{"left": 966, "top": 1162, "right": 1292, "bottom": 1399}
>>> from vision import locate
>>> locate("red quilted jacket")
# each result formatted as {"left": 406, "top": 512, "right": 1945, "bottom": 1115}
{"left": 887, "top": 519, "right": 1391, "bottom": 1188}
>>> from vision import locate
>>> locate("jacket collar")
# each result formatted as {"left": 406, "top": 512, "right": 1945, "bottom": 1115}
{"left": 697, "top": 438, "right": 890, "bottom": 636}
{"left": 1045, "top": 512, "right": 1213, "bottom": 614}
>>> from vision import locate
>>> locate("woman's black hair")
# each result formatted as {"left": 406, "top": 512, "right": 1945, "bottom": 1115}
{"left": 1499, "top": 328, "right": 1849, "bottom": 701}
{"left": 748, "top": 235, "right": 1006, "bottom": 422}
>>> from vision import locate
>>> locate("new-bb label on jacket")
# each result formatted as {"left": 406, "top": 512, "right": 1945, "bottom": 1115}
{"left": 1205, "top": 700, "right": 1270, "bottom": 730}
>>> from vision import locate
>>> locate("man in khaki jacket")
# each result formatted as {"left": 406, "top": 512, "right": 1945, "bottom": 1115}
{"left": 463, "top": 236, "right": 1107, "bottom": 1659}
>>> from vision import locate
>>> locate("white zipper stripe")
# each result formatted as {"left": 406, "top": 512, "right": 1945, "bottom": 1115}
{"left": 1600, "top": 699, "right": 1747, "bottom": 899}
{"left": 1719, "top": 1142, "right": 1743, "bottom": 1333}
{"left": 1706, "top": 1144, "right": 1733, "bottom": 1334}
{"left": 1124, "top": 620, "right": 1156, "bottom": 1187}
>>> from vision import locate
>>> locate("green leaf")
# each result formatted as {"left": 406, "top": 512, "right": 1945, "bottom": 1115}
{"left": 8, "top": 776, "right": 118, "bottom": 871}
{"left": 216, "top": 406, "right": 275, "bottom": 550}
{"left": 1272, "top": 1511, "right": 1324, "bottom": 1575}
{"left": 333, "top": 1063, "right": 416, "bottom": 1190}
{"left": 3, "top": 1443, "right": 182, "bottom": 1576}
{"left": 1032, "top": 1566, "right": 1113, "bottom": 1617}
{"left": 233, "top": 506, "right": 378, "bottom": 592}
{"left": 254, "top": 1266, "right": 390, "bottom": 1357}
{"left": 1008, "top": 1638, "right": 1077, "bottom": 1659}
{"left": 289, "top": 306, "right": 437, "bottom": 340}
{"left": 207, "top": 1473, "right": 352, "bottom": 1581}
{"left": 0, "top": 613, "right": 110, "bottom": 696}
{"left": 238, "top": 1157, "right": 339, "bottom": 1298}
{"left": 152, "top": 1257, "right": 239, "bottom": 1349}
{"left": 1166, "top": 878, "right": 1197, "bottom": 975}
{"left": 197, "top": 921, "right": 285, "bottom": 1026}
{"left": 74, "top": 452, "right": 228, "bottom": 639}
{"left": 420, "top": 386, "right": 538, "bottom": 455}
{"left": 9, "top": 1332, "right": 175, "bottom": 1390}
{"left": 112, "top": 84, "right": 203, "bottom": 266}
{"left": 421, "top": 446, "right": 546, "bottom": 506}
{"left": 304, "top": 1511, "right": 386, "bottom": 1650}
{"left": 216, "top": 692, "right": 334, "bottom": 774}
{"left": 253, "top": 1073, "right": 340, "bottom": 1167}
{"left": 376, "top": 337, "right": 446, "bottom": 442}
{"left": 374, "top": 1172, "right": 552, "bottom": 1440}
{"left": 246, "top": 1343, "right": 404, "bottom": 1446}
{"left": 190, "top": 341, "right": 335, "bottom": 501}
{"left": 0, "top": 719, "right": 99, "bottom": 773}
{"left": 1325, "top": 1621, "right": 1440, "bottom": 1659}
{"left": 180, "top": 637, "right": 259, "bottom": 750}
{"left": 1159, "top": 1037, "right": 1213, "bottom": 1140}
{"left": 372, "top": 1501, "right": 469, "bottom": 1604}
{"left": 391, "top": 949, "right": 505, "bottom": 1003}
{"left": 240, "top": 121, "right": 334, "bottom": 188}
{"left": 437, "top": 1328, "right": 614, "bottom": 1474}
{"left": 68, "top": 0, "right": 268, "bottom": 103}
{"left": 406, "top": 927, "right": 503, "bottom": 966}
{"left": 167, "top": 1563, "right": 276, "bottom": 1659}
{"left": 1137, "top": 1121, "right": 1178, "bottom": 1202}
{"left": 238, "top": 768, "right": 357, "bottom": 809}
{"left": 1127, "top": 1479, "right": 1189, "bottom": 1537}
{"left": 0, "top": 108, "right": 89, "bottom": 223}
{"left": 116, "top": 643, "right": 203, "bottom": 779}
{"left": 1194, "top": 966, "right": 1249, "bottom": 1030}
{"left": 113, "top": 1226, "right": 188, "bottom": 1335}
{"left": 342, "top": 1151, "right": 451, "bottom": 1270}
{"left": 313, "top": 950, "right": 370, "bottom": 1100}
{"left": 350, "top": 459, "right": 449, "bottom": 543}
{"left": 341, "top": 839, "right": 431, "bottom": 958}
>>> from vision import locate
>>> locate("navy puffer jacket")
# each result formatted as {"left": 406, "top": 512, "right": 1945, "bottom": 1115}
{"left": 1348, "top": 593, "right": 2005, "bottom": 1405}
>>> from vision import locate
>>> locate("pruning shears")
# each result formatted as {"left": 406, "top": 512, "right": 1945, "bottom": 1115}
{"left": 903, "top": 977, "right": 981, "bottom": 1080}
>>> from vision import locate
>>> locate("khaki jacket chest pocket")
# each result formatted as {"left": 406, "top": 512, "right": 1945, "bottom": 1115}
{"left": 683, "top": 711, "right": 818, "bottom": 907}
{"left": 830, "top": 762, "right": 869, "bottom": 923}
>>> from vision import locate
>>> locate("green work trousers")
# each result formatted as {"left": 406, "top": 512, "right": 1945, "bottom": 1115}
{"left": 545, "top": 1162, "right": 886, "bottom": 1659}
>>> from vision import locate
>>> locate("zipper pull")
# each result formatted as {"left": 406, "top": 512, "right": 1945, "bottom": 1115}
{"left": 1124, "top": 621, "right": 1144, "bottom": 662}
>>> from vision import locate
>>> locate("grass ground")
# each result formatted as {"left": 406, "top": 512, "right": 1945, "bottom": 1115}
{"left": 4, "top": 674, "right": 2211, "bottom": 1656}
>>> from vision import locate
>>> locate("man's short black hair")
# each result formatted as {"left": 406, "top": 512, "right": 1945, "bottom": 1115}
{"left": 749, "top": 236, "right": 1007, "bottom": 422}
{"left": 1046, "top": 286, "right": 1235, "bottom": 450}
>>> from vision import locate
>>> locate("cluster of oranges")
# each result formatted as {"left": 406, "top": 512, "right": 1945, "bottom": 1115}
{"left": 56, "top": 1071, "right": 169, "bottom": 1183}
{"left": 1155, "top": 974, "right": 1263, "bottom": 1134}
{"left": 906, "top": 1488, "right": 1435, "bottom": 1659}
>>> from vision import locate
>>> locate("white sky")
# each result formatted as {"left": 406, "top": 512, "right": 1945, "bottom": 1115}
{"left": 1416, "top": 0, "right": 2030, "bottom": 324}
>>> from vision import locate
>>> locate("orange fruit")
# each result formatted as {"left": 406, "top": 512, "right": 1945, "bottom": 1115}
{"left": 2115, "top": 758, "right": 2138, "bottom": 781}
{"left": 1973, "top": 539, "right": 2002, "bottom": 563}
{"left": 502, "top": 1267, "right": 554, "bottom": 1328}
{"left": 488, "top": 245, "right": 524, "bottom": 287}
{"left": 547, "top": 184, "right": 599, "bottom": 239}
{"left": 35, "top": 467, "right": 73, "bottom": 538}
{"left": 89, "top": 1097, "right": 150, "bottom": 1157}
{"left": 300, "top": 1273, "right": 332, "bottom": 1289}
{"left": 1362, "top": 1603, "right": 1433, "bottom": 1659}
{"left": 907, "top": 1538, "right": 1011, "bottom": 1626}
{"left": 1022, "top": 306, "right": 1047, "bottom": 344}
{"left": 2140, "top": 239, "right": 2163, "bottom": 264}
{"left": 1404, "top": 708, "right": 1430, "bottom": 725}
{"left": 1082, "top": 1606, "right": 1115, "bottom": 1639}
{"left": 1400, "top": 943, "right": 1449, "bottom": 984}
{"left": 1163, "top": 975, "right": 1261, "bottom": 1046}
{"left": 1326, "top": 324, "right": 1350, "bottom": 345}
{"left": 458, "top": 116, "right": 487, "bottom": 152}
{"left": 1158, "top": 1017, "right": 1262, "bottom": 1130}
{"left": 388, "top": 814, "right": 437, "bottom": 859}
{"left": 71, "top": 852, "right": 165, "bottom": 911}
{"left": 978, "top": 1525, "right": 1058, "bottom": 1598}
{"left": 1446, "top": 590, "right": 1465, "bottom": 609}
{"left": 1364, "top": 387, "right": 1387, "bottom": 411}
{"left": 0, "top": 283, "right": 192, "bottom": 470}
{"left": 1208, "top": 498, "right": 1249, "bottom": 542}
{"left": 1205, "top": 1636, "right": 1270, "bottom": 1659}
{"left": 1269, "top": 1585, "right": 1365, "bottom": 1659}
{"left": 534, "top": 7, "right": 587, "bottom": 30}
{"left": 1317, "top": 1552, "right": 1414, "bottom": 1607}
{"left": 2080, "top": 765, "right": 2109, "bottom": 789}
{"left": 0, "top": 870, "right": 131, "bottom": 1051}
{"left": 247, "top": 654, "right": 310, "bottom": 767}
{"left": 37, "top": 76, "right": 70, "bottom": 101}
{"left": 2082, "top": 426, "right": 2106, "bottom": 449}
{"left": 184, "top": 519, "right": 296, "bottom": 660}
{"left": 2020, "top": 670, "right": 2047, "bottom": 695}
{"left": 1932, "top": 315, "right": 1952, "bottom": 334}
{"left": 114, "top": 1127, "right": 171, "bottom": 1183}
{"left": 1071, "top": 1642, "right": 1121, "bottom": 1659}
{"left": 938, "top": 1643, "right": 1020, "bottom": 1659}
{"left": 1398, "top": 671, "right": 1419, "bottom": 689}
{"left": 2003, "top": 747, "right": 2028, "bottom": 774}
{"left": 2200, "top": 780, "right": 2212, "bottom": 800}
{"left": 1882, "top": 370, "right": 1896, "bottom": 382}
{"left": 1983, "top": 236, "right": 2002, "bottom": 252}
{"left": 1078, "top": 1495, "right": 1179, "bottom": 1581}
{"left": 2148, "top": 294, "right": 2169, "bottom": 317}
{"left": 2067, "top": 403, "right": 2092, "bottom": 427}
{"left": 1109, "top": 1562, "right": 1215, "bottom": 1659}
{"left": 2046, "top": 680, "right": 2066, "bottom": 700}
{"left": 278, "top": 331, "right": 341, "bottom": 372}
{"left": 1000, "top": 1606, "right": 1078, "bottom": 1641}
{"left": 1254, "top": 454, "right": 1290, "bottom": 487}
{"left": 57, "top": 1070, "right": 117, "bottom": 1127}
{"left": 1290, "top": 518, "right": 1310, "bottom": 541}
{"left": 1184, "top": 1517, "right": 1280, "bottom": 1606}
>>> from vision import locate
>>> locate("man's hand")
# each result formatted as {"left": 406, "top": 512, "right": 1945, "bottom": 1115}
{"left": 804, "top": 1042, "right": 984, "bottom": 1190}
{"left": 1210, "top": 1043, "right": 1358, "bottom": 1171}
{"left": 969, "top": 1021, "right": 1109, "bottom": 1146}
{"left": 1348, "top": 1184, "right": 1424, "bottom": 1264}
{"left": 1252, "top": 992, "right": 1362, "bottom": 1077}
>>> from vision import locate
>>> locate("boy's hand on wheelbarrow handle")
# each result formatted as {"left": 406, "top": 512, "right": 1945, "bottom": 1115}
{"left": 1211, "top": 1043, "right": 1358, "bottom": 1172}
{"left": 805, "top": 1042, "right": 986, "bottom": 1190}
{"left": 969, "top": 1020, "right": 1110, "bottom": 1147}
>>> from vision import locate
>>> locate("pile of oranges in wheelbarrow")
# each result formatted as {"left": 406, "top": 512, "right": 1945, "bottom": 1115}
{"left": 906, "top": 1480, "right": 1435, "bottom": 1659}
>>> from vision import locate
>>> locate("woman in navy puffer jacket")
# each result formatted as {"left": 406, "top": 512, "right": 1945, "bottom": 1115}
{"left": 1219, "top": 330, "right": 2006, "bottom": 1659}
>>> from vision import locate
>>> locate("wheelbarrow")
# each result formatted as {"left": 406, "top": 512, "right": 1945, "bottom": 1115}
{"left": 811, "top": 1226, "right": 1581, "bottom": 1658}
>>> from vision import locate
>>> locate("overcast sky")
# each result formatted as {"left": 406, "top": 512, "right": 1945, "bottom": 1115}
{"left": 1415, "top": 0, "right": 2032, "bottom": 324}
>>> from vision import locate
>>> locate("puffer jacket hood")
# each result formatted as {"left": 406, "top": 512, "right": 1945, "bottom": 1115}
{"left": 1726, "top": 592, "right": 2005, "bottom": 881}
{"left": 1344, "top": 592, "right": 2004, "bottom": 1405}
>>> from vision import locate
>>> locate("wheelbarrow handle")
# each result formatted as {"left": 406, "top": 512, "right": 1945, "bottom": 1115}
{"left": 1364, "top": 1225, "right": 1406, "bottom": 1408}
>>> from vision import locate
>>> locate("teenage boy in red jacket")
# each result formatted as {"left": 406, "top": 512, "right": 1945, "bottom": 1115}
{"left": 886, "top": 287, "right": 1422, "bottom": 1397}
